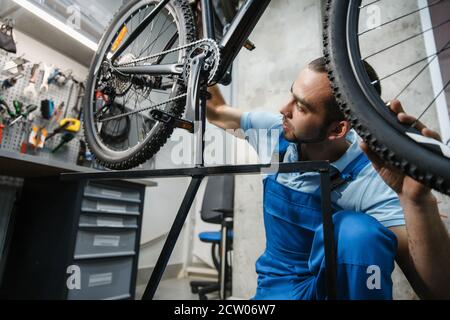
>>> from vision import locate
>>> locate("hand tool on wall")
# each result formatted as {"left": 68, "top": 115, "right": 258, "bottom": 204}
{"left": 0, "top": 123, "right": 4, "bottom": 145}
{"left": 23, "top": 63, "right": 40, "bottom": 100}
{"left": 29, "top": 125, "right": 47, "bottom": 149}
{"left": 45, "top": 121, "right": 70, "bottom": 141}
{"left": 51, "top": 132, "right": 75, "bottom": 153}
{"left": 9, "top": 104, "right": 37, "bottom": 126}
{"left": 52, "top": 101, "right": 64, "bottom": 123}
{"left": 76, "top": 139, "right": 87, "bottom": 166}
{"left": 52, "top": 81, "right": 81, "bottom": 138}
{"left": 0, "top": 95, "right": 14, "bottom": 118}
{"left": 39, "top": 64, "right": 54, "bottom": 93}
{"left": 40, "top": 99, "right": 53, "bottom": 120}
{"left": 2, "top": 56, "right": 28, "bottom": 76}
{"left": 73, "top": 82, "right": 85, "bottom": 118}
{"left": 48, "top": 68, "right": 72, "bottom": 87}
{"left": 1, "top": 73, "right": 24, "bottom": 90}
{"left": 20, "top": 122, "right": 30, "bottom": 154}
{"left": 63, "top": 80, "right": 76, "bottom": 118}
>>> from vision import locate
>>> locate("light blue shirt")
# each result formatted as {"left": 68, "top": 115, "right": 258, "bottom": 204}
{"left": 241, "top": 111, "right": 405, "bottom": 228}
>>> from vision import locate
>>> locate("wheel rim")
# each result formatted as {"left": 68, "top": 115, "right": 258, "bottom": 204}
{"left": 346, "top": 0, "right": 450, "bottom": 159}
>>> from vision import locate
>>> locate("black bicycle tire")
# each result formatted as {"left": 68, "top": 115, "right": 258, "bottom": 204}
{"left": 324, "top": 0, "right": 450, "bottom": 195}
{"left": 84, "top": 0, "right": 196, "bottom": 170}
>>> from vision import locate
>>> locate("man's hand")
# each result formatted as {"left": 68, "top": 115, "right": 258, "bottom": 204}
{"left": 362, "top": 100, "right": 450, "bottom": 299}
{"left": 360, "top": 100, "right": 441, "bottom": 203}
{"left": 206, "top": 85, "right": 243, "bottom": 130}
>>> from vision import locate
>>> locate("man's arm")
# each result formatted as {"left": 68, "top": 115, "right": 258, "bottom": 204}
{"left": 206, "top": 85, "right": 243, "bottom": 130}
{"left": 361, "top": 100, "right": 450, "bottom": 299}
{"left": 389, "top": 196, "right": 450, "bottom": 299}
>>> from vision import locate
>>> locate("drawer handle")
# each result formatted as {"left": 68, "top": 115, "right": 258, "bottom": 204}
{"left": 88, "top": 272, "right": 113, "bottom": 287}
{"left": 93, "top": 235, "right": 121, "bottom": 247}
{"left": 96, "top": 203, "right": 127, "bottom": 213}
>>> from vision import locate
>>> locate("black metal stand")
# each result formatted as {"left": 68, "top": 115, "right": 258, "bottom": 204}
{"left": 61, "top": 56, "right": 338, "bottom": 300}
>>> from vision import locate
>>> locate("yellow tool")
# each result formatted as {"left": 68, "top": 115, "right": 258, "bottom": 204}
{"left": 59, "top": 118, "right": 80, "bottom": 133}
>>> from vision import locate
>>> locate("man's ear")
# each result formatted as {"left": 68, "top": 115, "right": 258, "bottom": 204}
{"left": 327, "top": 120, "right": 350, "bottom": 140}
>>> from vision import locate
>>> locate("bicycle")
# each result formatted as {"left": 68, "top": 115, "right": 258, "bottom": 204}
{"left": 83, "top": 0, "right": 450, "bottom": 195}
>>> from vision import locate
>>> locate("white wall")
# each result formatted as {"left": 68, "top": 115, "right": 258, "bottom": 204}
{"left": 12, "top": 28, "right": 89, "bottom": 80}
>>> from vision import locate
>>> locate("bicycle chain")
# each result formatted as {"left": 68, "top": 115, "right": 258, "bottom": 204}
{"left": 98, "top": 93, "right": 187, "bottom": 123}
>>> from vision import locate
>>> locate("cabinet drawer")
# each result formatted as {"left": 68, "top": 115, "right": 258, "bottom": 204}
{"left": 74, "top": 229, "right": 136, "bottom": 259}
{"left": 84, "top": 184, "right": 141, "bottom": 203}
{"left": 79, "top": 213, "right": 138, "bottom": 229}
{"left": 67, "top": 257, "right": 133, "bottom": 300}
{"left": 81, "top": 198, "right": 140, "bottom": 215}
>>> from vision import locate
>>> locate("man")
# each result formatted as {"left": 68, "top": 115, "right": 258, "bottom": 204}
{"left": 206, "top": 57, "right": 450, "bottom": 299}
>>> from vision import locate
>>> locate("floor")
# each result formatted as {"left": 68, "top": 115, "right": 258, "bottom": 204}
{"left": 135, "top": 277, "right": 220, "bottom": 300}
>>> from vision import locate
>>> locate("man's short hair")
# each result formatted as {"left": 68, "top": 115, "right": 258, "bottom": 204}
{"left": 308, "top": 57, "right": 381, "bottom": 124}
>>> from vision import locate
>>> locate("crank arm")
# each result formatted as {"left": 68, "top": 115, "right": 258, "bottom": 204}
{"left": 149, "top": 109, "right": 194, "bottom": 134}
{"left": 186, "top": 53, "right": 207, "bottom": 116}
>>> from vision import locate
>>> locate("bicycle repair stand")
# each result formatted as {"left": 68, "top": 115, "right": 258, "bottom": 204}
{"left": 61, "top": 54, "right": 338, "bottom": 300}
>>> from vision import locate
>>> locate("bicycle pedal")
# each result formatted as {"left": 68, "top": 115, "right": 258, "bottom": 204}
{"left": 150, "top": 109, "right": 194, "bottom": 134}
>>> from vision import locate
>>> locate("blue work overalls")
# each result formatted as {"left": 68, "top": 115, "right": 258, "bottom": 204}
{"left": 253, "top": 136, "right": 398, "bottom": 300}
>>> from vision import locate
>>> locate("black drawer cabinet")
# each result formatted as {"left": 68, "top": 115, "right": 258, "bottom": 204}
{"left": 0, "top": 177, "right": 145, "bottom": 300}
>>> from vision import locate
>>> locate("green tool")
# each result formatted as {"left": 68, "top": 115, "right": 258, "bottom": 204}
{"left": 51, "top": 133, "right": 75, "bottom": 153}
{"left": 13, "top": 99, "right": 23, "bottom": 115}
{"left": 0, "top": 96, "right": 14, "bottom": 117}
{"left": 9, "top": 104, "right": 37, "bottom": 126}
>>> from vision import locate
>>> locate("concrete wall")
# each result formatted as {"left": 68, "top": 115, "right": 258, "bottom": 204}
{"left": 12, "top": 28, "right": 89, "bottom": 80}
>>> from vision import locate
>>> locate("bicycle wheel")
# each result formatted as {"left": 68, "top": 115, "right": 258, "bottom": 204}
{"left": 324, "top": 0, "right": 450, "bottom": 195}
{"left": 84, "top": 0, "right": 196, "bottom": 170}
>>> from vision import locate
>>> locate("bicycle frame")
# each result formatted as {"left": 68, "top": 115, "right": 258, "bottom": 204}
{"left": 204, "top": 0, "right": 271, "bottom": 81}
{"left": 111, "top": 0, "right": 271, "bottom": 83}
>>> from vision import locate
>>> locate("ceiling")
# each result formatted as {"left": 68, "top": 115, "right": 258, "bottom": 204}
{"left": 0, "top": 0, "right": 127, "bottom": 66}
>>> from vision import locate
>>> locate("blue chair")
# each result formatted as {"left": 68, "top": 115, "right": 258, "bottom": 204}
{"left": 190, "top": 175, "right": 234, "bottom": 300}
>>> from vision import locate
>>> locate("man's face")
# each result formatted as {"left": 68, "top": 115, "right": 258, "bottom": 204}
{"left": 280, "top": 68, "right": 334, "bottom": 143}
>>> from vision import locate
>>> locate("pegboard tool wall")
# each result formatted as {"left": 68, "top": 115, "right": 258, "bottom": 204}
{"left": 0, "top": 49, "right": 84, "bottom": 165}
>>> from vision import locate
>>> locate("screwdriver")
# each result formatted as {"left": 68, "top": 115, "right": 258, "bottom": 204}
{"left": 51, "top": 133, "right": 75, "bottom": 153}
{"left": 9, "top": 104, "right": 38, "bottom": 126}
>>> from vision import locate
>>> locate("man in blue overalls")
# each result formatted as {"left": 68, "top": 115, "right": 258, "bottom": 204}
{"left": 206, "top": 57, "right": 450, "bottom": 299}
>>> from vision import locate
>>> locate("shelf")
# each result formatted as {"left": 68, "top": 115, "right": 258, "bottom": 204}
{"left": 0, "top": 149, "right": 98, "bottom": 178}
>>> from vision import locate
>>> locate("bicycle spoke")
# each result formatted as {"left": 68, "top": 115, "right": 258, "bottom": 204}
{"left": 138, "top": 11, "right": 163, "bottom": 57}
{"left": 139, "top": 17, "right": 172, "bottom": 58}
{"left": 394, "top": 38, "right": 450, "bottom": 99}
{"left": 358, "top": 0, "right": 443, "bottom": 36}
{"left": 133, "top": 99, "right": 140, "bottom": 143}
{"left": 156, "top": 33, "right": 179, "bottom": 64}
{"left": 414, "top": 78, "right": 450, "bottom": 126}
{"left": 363, "top": 18, "right": 450, "bottom": 60}
{"left": 373, "top": 44, "right": 450, "bottom": 83}
{"left": 111, "top": 0, "right": 171, "bottom": 61}
{"left": 131, "top": 9, "right": 145, "bottom": 55}
{"left": 359, "top": 0, "right": 382, "bottom": 10}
